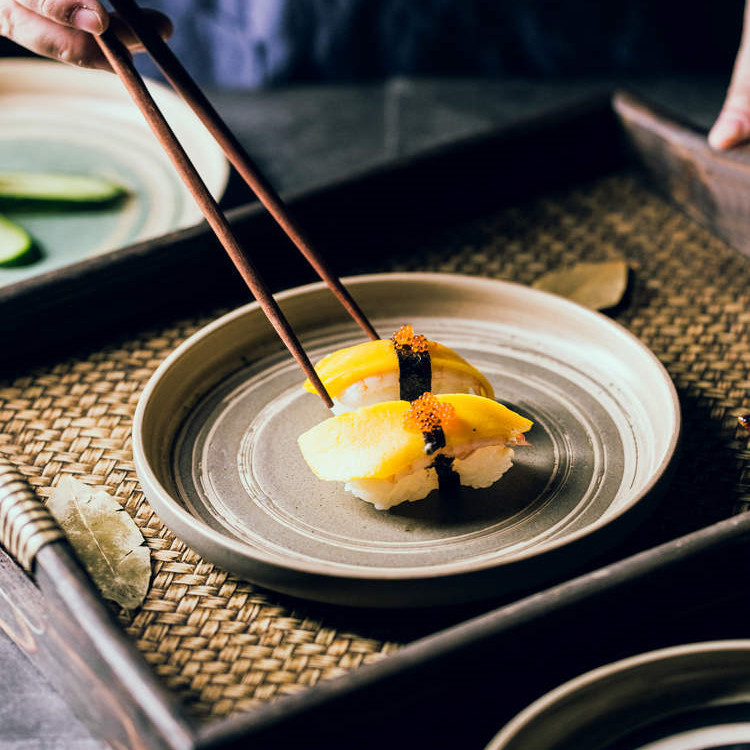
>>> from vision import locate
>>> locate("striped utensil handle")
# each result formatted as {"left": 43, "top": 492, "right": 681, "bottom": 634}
{"left": 0, "top": 457, "right": 64, "bottom": 572}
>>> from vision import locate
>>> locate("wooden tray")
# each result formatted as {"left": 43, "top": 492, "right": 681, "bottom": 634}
{"left": 0, "top": 94, "right": 622, "bottom": 368}
{"left": 1, "top": 90, "right": 749, "bottom": 749}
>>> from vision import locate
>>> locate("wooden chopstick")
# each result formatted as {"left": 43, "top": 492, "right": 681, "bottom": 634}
{"left": 94, "top": 28, "right": 335, "bottom": 408}
{"left": 107, "top": 0, "right": 379, "bottom": 342}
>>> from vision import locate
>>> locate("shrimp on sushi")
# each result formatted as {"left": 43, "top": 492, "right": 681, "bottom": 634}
{"left": 298, "top": 392, "right": 532, "bottom": 510}
{"left": 303, "top": 325, "right": 494, "bottom": 414}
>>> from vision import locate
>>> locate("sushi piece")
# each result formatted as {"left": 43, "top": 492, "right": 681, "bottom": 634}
{"left": 303, "top": 325, "right": 494, "bottom": 414}
{"left": 298, "top": 392, "right": 532, "bottom": 510}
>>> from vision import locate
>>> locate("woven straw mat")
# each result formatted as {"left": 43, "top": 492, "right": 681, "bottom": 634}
{"left": 0, "top": 171, "right": 748, "bottom": 720}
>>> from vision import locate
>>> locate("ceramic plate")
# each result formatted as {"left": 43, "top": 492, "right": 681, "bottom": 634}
{"left": 133, "top": 273, "right": 680, "bottom": 607}
{"left": 487, "top": 641, "right": 750, "bottom": 750}
{"left": 0, "top": 58, "right": 229, "bottom": 288}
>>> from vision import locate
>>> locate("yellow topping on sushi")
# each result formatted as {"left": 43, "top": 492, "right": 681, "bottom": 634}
{"left": 303, "top": 330, "right": 494, "bottom": 399}
{"left": 403, "top": 392, "right": 456, "bottom": 433}
{"left": 437, "top": 394, "right": 531, "bottom": 445}
{"left": 304, "top": 339, "right": 396, "bottom": 397}
{"left": 298, "top": 393, "right": 532, "bottom": 481}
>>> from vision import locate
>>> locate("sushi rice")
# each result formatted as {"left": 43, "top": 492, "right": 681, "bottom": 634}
{"left": 345, "top": 443, "right": 515, "bottom": 509}
{"left": 298, "top": 394, "right": 531, "bottom": 510}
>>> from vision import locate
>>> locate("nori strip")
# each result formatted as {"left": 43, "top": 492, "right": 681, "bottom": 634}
{"left": 422, "top": 426, "right": 446, "bottom": 455}
{"left": 432, "top": 453, "right": 461, "bottom": 500}
{"left": 396, "top": 348, "right": 431, "bottom": 401}
{"left": 422, "top": 426, "right": 460, "bottom": 499}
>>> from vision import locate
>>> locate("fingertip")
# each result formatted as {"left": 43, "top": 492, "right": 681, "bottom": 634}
{"left": 708, "top": 110, "right": 750, "bottom": 150}
{"left": 708, "top": 118, "right": 739, "bottom": 150}
{"left": 71, "top": 6, "right": 106, "bottom": 35}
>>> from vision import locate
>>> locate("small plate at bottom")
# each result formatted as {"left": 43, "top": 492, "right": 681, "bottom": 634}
{"left": 133, "top": 273, "right": 679, "bottom": 607}
{"left": 487, "top": 641, "right": 750, "bottom": 750}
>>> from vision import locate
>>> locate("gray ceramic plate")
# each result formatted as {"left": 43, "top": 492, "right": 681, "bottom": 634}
{"left": 487, "top": 641, "right": 750, "bottom": 750}
{"left": 133, "top": 273, "right": 680, "bottom": 607}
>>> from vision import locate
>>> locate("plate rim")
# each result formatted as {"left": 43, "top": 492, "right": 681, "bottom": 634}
{"left": 133, "top": 271, "right": 681, "bottom": 585}
{"left": 485, "top": 639, "right": 750, "bottom": 749}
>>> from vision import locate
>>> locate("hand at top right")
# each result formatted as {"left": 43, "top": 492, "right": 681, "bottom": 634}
{"left": 709, "top": 0, "right": 750, "bottom": 149}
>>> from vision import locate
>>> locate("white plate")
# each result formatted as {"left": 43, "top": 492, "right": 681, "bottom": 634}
{"left": 0, "top": 58, "right": 229, "bottom": 287}
{"left": 133, "top": 273, "right": 681, "bottom": 607}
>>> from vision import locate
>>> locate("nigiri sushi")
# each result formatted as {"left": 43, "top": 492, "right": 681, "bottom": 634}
{"left": 298, "top": 392, "right": 532, "bottom": 510}
{"left": 303, "top": 325, "right": 494, "bottom": 414}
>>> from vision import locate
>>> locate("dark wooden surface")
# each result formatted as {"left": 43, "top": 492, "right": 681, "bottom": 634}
{"left": 33, "top": 545, "right": 195, "bottom": 750}
{"left": 615, "top": 88, "right": 750, "bottom": 260}
{"left": 0, "top": 539, "right": 194, "bottom": 750}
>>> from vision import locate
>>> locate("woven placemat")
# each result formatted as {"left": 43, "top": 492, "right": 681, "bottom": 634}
{"left": 0, "top": 171, "right": 748, "bottom": 720}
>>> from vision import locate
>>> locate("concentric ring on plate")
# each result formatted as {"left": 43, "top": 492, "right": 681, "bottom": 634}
{"left": 133, "top": 273, "right": 680, "bottom": 606}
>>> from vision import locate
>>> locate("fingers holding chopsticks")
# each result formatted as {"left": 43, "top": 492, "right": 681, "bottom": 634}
{"left": 0, "top": 0, "right": 171, "bottom": 70}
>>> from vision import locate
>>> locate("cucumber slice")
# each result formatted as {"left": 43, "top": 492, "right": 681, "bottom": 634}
{"left": 0, "top": 214, "right": 34, "bottom": 266}
{"left": 0, "top": 172, "right": 125, "bottom": 203}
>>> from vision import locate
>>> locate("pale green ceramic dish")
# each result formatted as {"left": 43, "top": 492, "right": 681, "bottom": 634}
{"left": 0, "top": 59, "right": 229, "bottom": 287}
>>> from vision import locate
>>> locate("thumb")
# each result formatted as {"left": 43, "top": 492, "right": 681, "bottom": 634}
{"left": 710, "top": 1, "right": 750, "bottom": 150}
{"left": 708, "top": 91, "right": 750, "bottom": 149}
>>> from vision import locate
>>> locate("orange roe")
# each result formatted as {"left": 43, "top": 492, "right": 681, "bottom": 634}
{"left": 391, "top": 324, "right": 432, "bottom": 354}
{"left": 403, "top": 392, "right": 456, "bottom": 433}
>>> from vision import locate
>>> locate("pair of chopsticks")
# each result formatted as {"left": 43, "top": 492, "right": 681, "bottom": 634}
{"left": 94, "top": 0, "right": 380, "bottom": 409}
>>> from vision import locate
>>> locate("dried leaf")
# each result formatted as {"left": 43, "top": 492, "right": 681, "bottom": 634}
{"left": 532, "top": 259, "right": 629, "bottom": 310}
{"left": 48, "top": 476, "right": 150, "bottom": 609}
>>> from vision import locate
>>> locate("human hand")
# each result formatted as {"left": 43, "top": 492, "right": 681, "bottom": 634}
{"left": 0, "top": 0, "right": 171, "bottom": 71}
{"left": 709, "top": 1, "right": 750, "bottom": 149}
